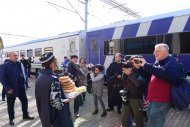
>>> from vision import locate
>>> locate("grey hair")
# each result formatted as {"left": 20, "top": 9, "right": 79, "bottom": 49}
{"left": 155, "top": 43, "right": 169, "bottom": 52}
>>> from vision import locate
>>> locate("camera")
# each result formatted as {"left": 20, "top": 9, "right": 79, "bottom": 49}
{"left": 122, "top": 62, "right": 133, "bottom": 69}
{"left": 119, "top": 89, "right": 129, "bottom": 105}
{"left": 134, "top": 59, "right": 142, "bottom": 64}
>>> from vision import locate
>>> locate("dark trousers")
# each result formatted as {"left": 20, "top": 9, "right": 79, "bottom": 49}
{"left": 107, "top": 84, "right": 122, "bottom": 110}
{"left": 7, "top": 87, "right": 29, "bottom": 120}
{"left": 122, "top": 99, "right": 144, "bottom": 127}
{"left": 82, "top": 92, "right": 86, "bottom": 101}
{"left": 74, "top": 96, "right": 80, "bottom": 113}
{"left": 28, "top": 66, "right": 31, "bottom": 77}
{"left": 2, "top": 87, "right": 6, "bottom": 99}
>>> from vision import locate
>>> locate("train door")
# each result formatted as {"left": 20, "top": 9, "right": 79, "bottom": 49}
{"left": 88, "top": 35, "right": 101, "bottom": 64}
{"left": 68, "top": 39, "right": 77, "bottom": 58}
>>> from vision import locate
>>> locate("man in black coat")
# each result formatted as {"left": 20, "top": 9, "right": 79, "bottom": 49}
{"left": 35, "top": 52, "right": 75, "bottom": 127}
{"left": 1, "top": 51, "right": 34, "bottom": 125}
{"left": 20, "top": 54, "right": 30, "bottom": 88}
{"left": 106, "top": 53, "right": 123, "bottom": 114}
{"left": 68, "top": 55, "right": 84, "bottom": 118}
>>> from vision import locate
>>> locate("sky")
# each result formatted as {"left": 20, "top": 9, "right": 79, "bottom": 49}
{"left": 0, "top": 0, "right": 190, "bottom": 47}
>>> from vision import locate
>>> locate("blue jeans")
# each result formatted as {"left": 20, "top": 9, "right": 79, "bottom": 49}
{"left": 147, "top": 102, "right": 171, "bottom": 127}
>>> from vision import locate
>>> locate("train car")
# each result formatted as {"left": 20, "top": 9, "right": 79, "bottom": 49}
{"left": 86, "top": 9, "right": 190, "bottom": 73}
{"left": 1, "top": 30, "right": 86, "bottom": 73}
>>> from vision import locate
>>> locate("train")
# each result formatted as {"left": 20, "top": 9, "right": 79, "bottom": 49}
{"left": 0, "top": 8, "right": 190, "bottom": 74}
{"left": 0, "top": 31, "right": 86, "bottom": 73}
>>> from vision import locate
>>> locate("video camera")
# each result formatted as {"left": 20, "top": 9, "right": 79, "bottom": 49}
{"left": 122, "top": 62, "right": 133, "bottom": 69}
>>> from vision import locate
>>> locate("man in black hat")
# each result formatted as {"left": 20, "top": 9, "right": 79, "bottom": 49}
{"left": 1, "top": 51, "right": 34, "bottom": 125}
{"left": 68, "top": 55, "right": 85, "bottom": 118}
{"left": 35, "top": 52, "right": 74, "bottom": 127}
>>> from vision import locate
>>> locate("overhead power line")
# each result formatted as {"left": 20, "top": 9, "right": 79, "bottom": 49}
{"left": 46, "top": 1, "right": 76, "bottom": 13}
{"left": 0, "top": 33, "right": 37, "bottom": 38}
{"left": 66, "top": 0, "right": 85, "bottom": 22}
{"left": 99, "top": 0, "right": 141, "bottom": 18}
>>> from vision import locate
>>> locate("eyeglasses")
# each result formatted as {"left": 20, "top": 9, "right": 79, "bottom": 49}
{"left": 153, "top": 50, "right": 162, "bottom": 54}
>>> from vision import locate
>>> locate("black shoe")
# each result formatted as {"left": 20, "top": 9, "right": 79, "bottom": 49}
{"left": 92, "top": 110, "right": 98, "bottom": 115}
{"left": 2, "top": 98, "right": 5, "bottom": 101}
{"left": 9, "top": 120, "right": 14, "bottom": 125}
{"left": 106, "top": 107, "right": 114, "bottom": 111}
{"left": 74, "top": 113, "right": 80, "bottom": 118}
{"left": 27, "top": 86, "right": 30, "bottom": 88}
{"left": 23, "top": 116, "right": 34, "bottom": 120}
{"left": 117, "top": 109, "right": 121, "bottom": 114}
{"left": 101, "top": 111, "right": 107, "bottom": 117}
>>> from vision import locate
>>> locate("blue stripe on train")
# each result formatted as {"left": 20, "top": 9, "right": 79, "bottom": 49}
{"left": 121, "top": 23, "right": 140, "bottom": 38}
{"left": 148, "top": 17, "right": 173, "bottom": 36}
{"left": 184, "top": 16, "right": 190, "bottom": 32}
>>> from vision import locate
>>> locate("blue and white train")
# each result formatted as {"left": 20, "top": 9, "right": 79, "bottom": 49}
{"left": 0, "top": 9, "right": 190, "bottom": 73}
{"left": 86, "top": 9, "right": 190, "bottom": 73}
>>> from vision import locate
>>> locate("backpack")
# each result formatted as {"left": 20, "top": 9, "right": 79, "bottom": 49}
{"left": 171, "top": 78, "right": 190, "bottom": 110}
{"left": 171, "top": 63, "right": 190, "bottom": 110}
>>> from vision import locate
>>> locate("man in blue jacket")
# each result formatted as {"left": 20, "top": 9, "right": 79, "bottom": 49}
{"left": 0, "top": 59, "right": 10, "bottom": 101}
{"left": 1, "top": 51, "right": 34, "bottom": 125}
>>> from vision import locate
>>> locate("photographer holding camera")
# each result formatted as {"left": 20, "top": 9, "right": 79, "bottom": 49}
{"left": 121, "top": 55, "right": 144, "bottom": 127}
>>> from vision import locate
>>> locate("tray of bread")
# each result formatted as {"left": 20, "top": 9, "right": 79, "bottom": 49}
{"left": 59, "top": 76, "right": 86, "bottom": 98}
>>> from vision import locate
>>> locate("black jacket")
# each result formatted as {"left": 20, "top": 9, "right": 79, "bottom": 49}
{"left": 68, "top": 62, "right": 84, "bottom": 87}
{"left": 106, "top": 62, "right": 123, "bottom": 84}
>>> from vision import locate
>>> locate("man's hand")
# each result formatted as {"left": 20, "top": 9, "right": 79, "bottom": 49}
{"left": 139, "top": 58, "right": 147, "bottom": 67}
{"left": 8, "top": 89, "right": 14, "bottom": 94}
{"left": 133, "top": 58, "right": 147, "bottom": 67}
{"left": 63, "top": 95, "right": 77, "bottom": 103}
{"left": 117, "top": 75, "right": 121, "bottom": 78}
{"left": 122, "top": 68, "right": 132, "bottom": 76}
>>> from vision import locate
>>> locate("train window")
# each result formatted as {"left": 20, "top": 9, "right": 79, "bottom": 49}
{"left": 5, "top": 52, "right": 10, "bottom": 58}
{"left": 124, "top": 36, "right": 156, "bottom": 54}
{"left": 35, "top": 48, "right": 42, "bottom": 57}
{"left": 20, "top": 50, "right": 25, "bottom": 56}
{"left": 104, "top": 40, "right": 123, "bottom": 55}
{"left": 44, "top": 47, "right": 53, "bottom": 53}
{"left": 27, "top": 49, "right": 33, "bottom": 57}
{"left": 91, "top": 39, "right": 97, "bottom": 52}
{"left": 15, "top": 51, "right": 19, "bottom": 56}
{"left": 179, "top": 32, "right": 190, "bottom": 53}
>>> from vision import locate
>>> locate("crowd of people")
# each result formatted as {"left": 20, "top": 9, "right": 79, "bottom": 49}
{"left": 0, "top": 43, "right": 186, "bottom": 127}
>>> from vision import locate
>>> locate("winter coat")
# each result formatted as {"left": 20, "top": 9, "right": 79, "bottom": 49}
{"left": 90, "top": 73, "right": 104, "bottom": 97}
{"left": 35, "top": 69, "right": 74, "bottom": 127}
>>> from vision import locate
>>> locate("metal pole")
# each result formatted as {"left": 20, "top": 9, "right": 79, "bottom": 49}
{"left": 85, "top": 0, "right": 88, "bottom": 31}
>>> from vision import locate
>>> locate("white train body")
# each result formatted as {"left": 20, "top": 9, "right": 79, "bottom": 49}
{"left": 0, "top": 31, "right": 86, "bottom": 73}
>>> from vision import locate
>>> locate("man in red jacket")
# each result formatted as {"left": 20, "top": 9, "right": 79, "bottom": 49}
{"left": 135, "top": 43, "right": 180, "bottom": 127}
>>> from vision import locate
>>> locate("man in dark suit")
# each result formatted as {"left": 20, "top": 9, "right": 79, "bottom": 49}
{"left": 68, "top": 55, "right": 84, "bottom": 118}
{"left": 0, "top": 59, "right": 9, "bottom": 101}
{"left": 1, "top": 51, "right": 34, "bottom": 125}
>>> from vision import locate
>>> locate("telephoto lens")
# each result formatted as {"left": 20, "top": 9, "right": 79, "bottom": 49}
{"left": 119, "top": 89, "right": 129, "bottom": 105}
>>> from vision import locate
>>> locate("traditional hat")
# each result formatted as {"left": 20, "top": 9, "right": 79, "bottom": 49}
{"left": 39, "top": 52, "right": 54, "bottom": 64}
